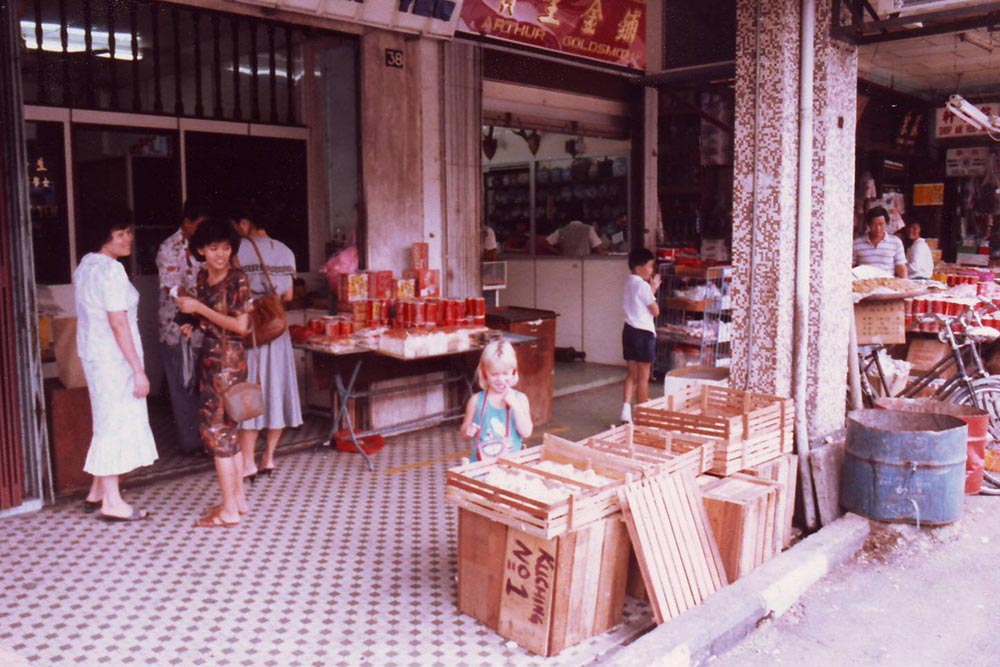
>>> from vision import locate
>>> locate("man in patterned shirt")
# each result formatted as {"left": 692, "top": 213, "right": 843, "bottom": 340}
{"left": 852, "top": 206, "right": 907, "bottom": 278}
{"left": 157, "top": 197, "right": 210, "bottom": 455}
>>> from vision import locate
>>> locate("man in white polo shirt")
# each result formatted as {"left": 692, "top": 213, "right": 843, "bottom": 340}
{"left": 853, "top": 206, "right": 907, "bottom": 278}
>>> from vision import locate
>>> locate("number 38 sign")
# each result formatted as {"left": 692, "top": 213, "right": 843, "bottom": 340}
{"left": 385, "top": 49, "right": 404, "bottom": 68}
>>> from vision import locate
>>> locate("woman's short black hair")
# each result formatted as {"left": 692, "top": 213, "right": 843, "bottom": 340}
{"left": 189, "top": 216, "right": 241, "bottom": 262}
{"left": 89, "top": 204, "right": 133, "bottom": 253}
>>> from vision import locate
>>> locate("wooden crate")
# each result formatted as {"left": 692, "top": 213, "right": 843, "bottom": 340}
{"left": 617, "top": 470, "right": 728, "bottom": 624}
{"left": 634, "top": 385, "right": 793, "bottom": 476}
{"left": 742, "top": 453, "right": 798, "bottom": 551}
{"left": 697, "top": 473, "right": 782, "bottom": 583}
{"left": 577, "top": 423, "right": 717, "bottom": 476}
{"left": 446, "top": 434, "right": 648, "bottom": 539}
{"left": 456, "top": 508, "right": 631, "bottom": 656}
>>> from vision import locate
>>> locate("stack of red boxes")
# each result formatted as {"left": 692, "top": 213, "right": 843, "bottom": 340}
{"left": 326, "top": 242, "right": 486, "bottom": 334}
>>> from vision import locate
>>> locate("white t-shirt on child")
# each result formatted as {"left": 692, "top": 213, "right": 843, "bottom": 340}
{"left": 623, "top": 274, "right": 656, "bottom": 333}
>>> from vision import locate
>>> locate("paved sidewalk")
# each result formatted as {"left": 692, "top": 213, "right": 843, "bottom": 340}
{"left": 710, "top": 495, "right": 1000, "bottom": 667}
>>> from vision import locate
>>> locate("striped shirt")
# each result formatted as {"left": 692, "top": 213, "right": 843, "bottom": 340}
{"left": 853, "top": 234, "right": 905, "bottom": 274}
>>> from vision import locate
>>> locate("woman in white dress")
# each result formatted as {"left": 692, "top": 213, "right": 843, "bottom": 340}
{"left": 75, "top": 209, "right": 158, "bottom": 521}
{"left": 233, "top": 212, "right": 303, "bottom": 479}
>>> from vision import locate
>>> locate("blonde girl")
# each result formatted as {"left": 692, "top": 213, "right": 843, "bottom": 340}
{"left": 460, "top": 340, "right": 533, "bottom": 462}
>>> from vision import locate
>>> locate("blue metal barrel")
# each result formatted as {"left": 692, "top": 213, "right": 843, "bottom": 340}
{"left": 841, "top": 409, "right": 968, "bottom": 526}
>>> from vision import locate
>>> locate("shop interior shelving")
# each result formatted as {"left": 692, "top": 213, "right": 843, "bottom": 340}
{"left": 483, "top": 154, "right": 629, "bottom": 250}
{"left": 654, "top": 263, "right": 732, "bottom": 375}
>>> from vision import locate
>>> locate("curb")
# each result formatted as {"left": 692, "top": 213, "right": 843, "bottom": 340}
{"left": 599, "top": 513, "right": 871, "bottom": 667}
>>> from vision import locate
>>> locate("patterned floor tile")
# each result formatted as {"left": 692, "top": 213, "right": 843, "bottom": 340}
{"left": 2, "top": 385, "right": 654, "bottom": 666}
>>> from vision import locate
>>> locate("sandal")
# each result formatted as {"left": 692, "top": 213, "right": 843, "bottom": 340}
{"left": 195, "top": 511, "right": 238, "bottom": 528}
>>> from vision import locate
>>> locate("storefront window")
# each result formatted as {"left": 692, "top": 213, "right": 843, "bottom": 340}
{"left": 184, "top": 132, "right": 309, "bottom": 269}
{"left": 25, "top": 121, "right": 71, "bottom": 285}
{"left": 483, "top": 126, "right": 631, "bottom": 257}
{"left": 72, "top": 126, "right": 181, "bottom": 275}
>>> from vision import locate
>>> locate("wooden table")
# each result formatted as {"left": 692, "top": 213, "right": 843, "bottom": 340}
{"left": 299, "top": 333, "right": 535, "bottom": 470}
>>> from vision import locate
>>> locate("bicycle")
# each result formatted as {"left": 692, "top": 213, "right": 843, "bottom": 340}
{"left": 856, "top": 299, "right": 1000, "bottom": 444}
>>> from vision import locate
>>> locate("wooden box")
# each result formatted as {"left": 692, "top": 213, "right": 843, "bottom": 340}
{"left": 697, "top": 473, "right": 782, "bottom": 583}
{"left": 44, "top": 379, "right": 93, "bottom": 494}
{"left": 456, "top": 508, "right": 630, "bottom": 656}
{"left": 634, "top": 386, "right": 793, "bottom": 476}
{"left": 446, "top": 435, "right": 647, "bottom": 540}
{"left": 576, "top": 423, "right": 717, "bottom": 476}
{"left": 743, "top": 453, "right": 798, "bottom": 551}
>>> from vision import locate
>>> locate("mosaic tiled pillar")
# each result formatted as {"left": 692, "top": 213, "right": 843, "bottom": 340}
{"left": 731, "top": 0, "right": 857, "bottom": 438}
{"left": 807, "top": 2, "right": 858, "bottom": 436}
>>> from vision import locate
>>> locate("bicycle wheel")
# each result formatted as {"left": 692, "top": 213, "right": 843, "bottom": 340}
{"left": 946, "top": 377, "right": 1000, "bottom": 441}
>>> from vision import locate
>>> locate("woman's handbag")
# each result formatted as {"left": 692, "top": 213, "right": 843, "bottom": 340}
{"left": 223, "top": 331, "right": 264, "bottom": 423}
{"left": 244, "top": 237, "right": 287, "bottom": 347}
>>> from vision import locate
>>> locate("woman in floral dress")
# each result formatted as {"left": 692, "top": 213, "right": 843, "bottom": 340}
{"left": 175, "top": 218, "right": 252, "bottom": 527}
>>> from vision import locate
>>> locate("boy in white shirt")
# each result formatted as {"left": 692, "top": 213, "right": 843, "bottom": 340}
{"left": 620, "top": 248, "right": 661, "bottom": 422}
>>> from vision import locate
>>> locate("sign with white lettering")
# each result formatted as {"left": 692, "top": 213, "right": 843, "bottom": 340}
{"left": 945, "top": 147, "right": 989, "bottom": 176}
{"left": 935, "top": 102, "right": 1000, "bottom": 139}
{"left": 227, "top": 0, "right": 466, "bottom": 40}
{"left": 459, "top": 0, "right": 646, "bottom": 70}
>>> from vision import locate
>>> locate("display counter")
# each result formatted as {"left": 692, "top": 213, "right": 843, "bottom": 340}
{"left": 501, "top": 255, "right": 628, "bottom": 365}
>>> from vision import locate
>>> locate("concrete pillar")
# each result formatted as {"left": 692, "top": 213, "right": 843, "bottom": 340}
{"left": 360, "top": 31, "right": 425, "bottom": 270}
{"left": 730, "top": 0, "right": 857, "bottom": 437}
{"left": 440, "top": 42, "right": 482, "bottom": 299}
{"left": 806, "top": 1, "right": 858, "bottom": 436}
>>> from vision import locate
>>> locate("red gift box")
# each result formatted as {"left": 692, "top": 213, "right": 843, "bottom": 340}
{"left": 412, "top": 242, "right": 429, "bottom": 270}
{"left": 368, "top": 270, "right": 394, "bottom": 300}
{"left": 405, "top": 269, "right": 440, "bottom": 299}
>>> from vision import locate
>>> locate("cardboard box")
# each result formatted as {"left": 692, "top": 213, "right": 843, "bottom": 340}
{"left": 404, "top": 268, "right": 440, "bottom": 298}
{"left": 906, "top": 337, "right": 952, "bottom": 378}
{"left": 854, "top": 300, "right": 906, "bottom": 345}
{"left": 52, "top": 317, "right": 87, "bottom": 389}
{"left": 367, "top": 270, "right": 394, "bottom": 300}
{"left": 412, "top": 242, "right": 429, "bottom": 270}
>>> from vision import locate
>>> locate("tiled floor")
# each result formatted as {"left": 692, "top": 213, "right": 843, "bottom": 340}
{"left": 1, "top": 366, "right": 656, "bottom": 667}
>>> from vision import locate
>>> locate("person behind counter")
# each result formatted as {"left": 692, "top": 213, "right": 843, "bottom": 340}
{"left": 853, "top": 206, "right": 907, "bottom": 278}
{"left": 544, "top": 204, "right": 605, "bottom": 257}
{"left": 902, "top": 220, "right": 934, "bottom": 280}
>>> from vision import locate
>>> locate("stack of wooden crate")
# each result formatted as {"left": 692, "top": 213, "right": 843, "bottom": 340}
{"left": 445, "top": 385, "right": 798, "bottom": 653}
{"left": 446, "top": 433, "right": 721, "bottom": 654}
{"left": 634, "top": 385, "right": 797, "bottom": 584}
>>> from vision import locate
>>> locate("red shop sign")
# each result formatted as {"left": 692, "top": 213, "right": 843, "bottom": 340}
{"left": 459, "top": 0, "right": 646, "bottom": 70}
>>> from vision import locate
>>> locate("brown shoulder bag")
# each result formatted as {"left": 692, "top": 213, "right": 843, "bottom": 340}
{"left": 243, "top": 236, "right": 288, "bottom": 347}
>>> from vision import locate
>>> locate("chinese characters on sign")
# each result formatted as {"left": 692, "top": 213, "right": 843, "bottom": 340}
{"left": 459, "top": 0, "right": 646, "bottom": 70}
{"left": 945, "top": 147, "right": 989, "bottom": 177}
{"left": 935, "top": 102, "right": 999, "bottom": 139}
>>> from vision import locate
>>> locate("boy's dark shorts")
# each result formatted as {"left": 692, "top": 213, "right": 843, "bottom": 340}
{"left": 622, "top": 324, "right": 655, "bottom": 363}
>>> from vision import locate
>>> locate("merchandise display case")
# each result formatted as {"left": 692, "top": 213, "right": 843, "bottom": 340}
{"left": 654, "top": 263, "right": 732, "bottom": 374}
{"left": 483, "top": 154, "right": 629, "bottom": 254}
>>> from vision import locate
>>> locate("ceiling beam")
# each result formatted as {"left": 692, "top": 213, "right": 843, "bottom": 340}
{"left": 832, "top": 0, "right": 1000, "bottom": 44}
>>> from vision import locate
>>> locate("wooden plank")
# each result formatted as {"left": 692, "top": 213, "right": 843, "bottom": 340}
{"left": 546, "top": 529, "right": 577, "bottom": 656}
{"left": 619, "top": 472, "right": 727, "bottom": 624}
{"left": 457, "top": 509, "right": 507, "bottom": 629}
{"left": 679, "top": 472, "right": 728, "bottom": 591}
{"left": 497, "top": 529, "right": 560, "bottom": 656}
{"left": 593, "top": 517, "right": 631, "bottom": 632}
{"left": 564, "top": 522, "right": 604, "bottom": 649}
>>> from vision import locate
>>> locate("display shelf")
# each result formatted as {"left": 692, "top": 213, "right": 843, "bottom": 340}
{"left": 654, "top": 263, "right": 732, "bottom": 375}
